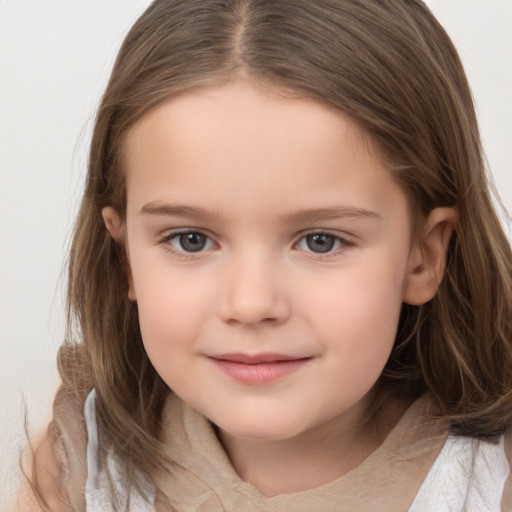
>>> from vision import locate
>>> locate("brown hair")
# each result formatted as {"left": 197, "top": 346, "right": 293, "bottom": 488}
{"left": 58, "top": 0, "right": 512, "bottom": 501}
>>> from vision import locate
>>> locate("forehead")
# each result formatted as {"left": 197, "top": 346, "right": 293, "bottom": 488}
{"left": 121, "top": 80, "right": 407, "bottom": 224}
{"left": 123, "top": 80, "right": 368, "bottom": 166}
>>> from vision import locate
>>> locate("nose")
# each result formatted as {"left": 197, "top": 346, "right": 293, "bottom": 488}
{"left": 218, "top": 253, "right": 291, "bottom": 327}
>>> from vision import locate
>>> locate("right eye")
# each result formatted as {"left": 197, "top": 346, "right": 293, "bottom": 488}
{"left": 163, "top": 231, "right": 215, "bottom": 253}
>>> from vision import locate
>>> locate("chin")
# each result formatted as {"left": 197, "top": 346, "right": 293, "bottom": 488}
{"left": 212, "top": 410, "right": 308, "bottom": 442}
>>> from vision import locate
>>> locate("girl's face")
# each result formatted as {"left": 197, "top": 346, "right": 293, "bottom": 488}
{"left": 110, "top": 80, "right": 428, "bottom": 442}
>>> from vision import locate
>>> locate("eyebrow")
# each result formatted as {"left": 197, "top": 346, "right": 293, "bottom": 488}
{"left": 140, "top": 202, "right": 225, "bottom": 220}
{"left": 139, "top": 201, "right": 381, "bottom": 223}
{"left": 279, "top": 207, "right": 382, "bottom": 224}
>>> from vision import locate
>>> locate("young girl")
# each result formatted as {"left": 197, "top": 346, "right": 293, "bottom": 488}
{"left": 21, "top": 0, "right": 512, "bottom": 510}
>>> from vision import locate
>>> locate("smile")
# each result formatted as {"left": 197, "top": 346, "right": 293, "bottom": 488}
{"left": 208, "top": 353, "right": 312, "bottom": 385}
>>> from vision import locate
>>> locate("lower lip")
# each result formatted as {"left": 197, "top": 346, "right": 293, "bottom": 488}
{"left": 209, "top": 358, "right": 311, "bottom": 385}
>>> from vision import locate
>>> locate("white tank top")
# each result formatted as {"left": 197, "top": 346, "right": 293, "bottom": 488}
{"left": 84, "top": 390, "right": 155, "bottom": 511}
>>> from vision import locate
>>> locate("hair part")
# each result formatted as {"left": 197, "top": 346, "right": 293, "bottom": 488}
{"left": 60, "top": 0, "right": 512, "bottom": 501}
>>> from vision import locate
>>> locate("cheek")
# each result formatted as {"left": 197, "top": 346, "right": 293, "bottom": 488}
{"left": 300, "top": 259, "right": 405, "bottom": 368}
{"left": 129, "top": 256, "right": 216, "bottom": 356}
{"left": 133, "top": 272, "right": 215, "bottom": 389}
{"left": 313, "top": 281, "right": 403, "bottom": 407}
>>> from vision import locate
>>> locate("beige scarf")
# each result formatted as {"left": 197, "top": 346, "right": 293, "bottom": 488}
{"left": 153, "top": 393, "right": 447, "bottom": 511}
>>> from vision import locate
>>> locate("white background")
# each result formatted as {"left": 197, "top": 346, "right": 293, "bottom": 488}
{"left": 1, "top": 1, "right": 511, "bottom": 507}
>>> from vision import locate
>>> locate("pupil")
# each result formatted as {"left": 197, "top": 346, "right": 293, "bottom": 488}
{"left": 307, "top": 234, "right": 335, "bottom": 253}
{"left": 180, "top": 233, "right": 206, "bottom": 252}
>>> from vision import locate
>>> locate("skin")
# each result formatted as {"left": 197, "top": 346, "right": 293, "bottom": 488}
{"left": 103, "top": 80, "right": 456, "bottom": 496}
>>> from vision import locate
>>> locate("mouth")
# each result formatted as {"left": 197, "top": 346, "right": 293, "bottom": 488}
{"left": 207, "top": 353, "right": 312, "bottom": 385}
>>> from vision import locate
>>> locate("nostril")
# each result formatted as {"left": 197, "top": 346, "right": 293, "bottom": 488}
{"left": 224, "top": 311, "right": 279, "bottom": 326}
{"left": 220, "top": 295, "right": 291, "bottom": 327}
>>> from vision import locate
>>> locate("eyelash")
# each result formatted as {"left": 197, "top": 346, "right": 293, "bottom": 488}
{"left": 158, "top": 230, "right": 216, "bottom": 259}
{"left": 158, "top": 229, "right": 354, "bottom": 259}
{"left": 295, "top": 231, "right": 353, "bottom": 258}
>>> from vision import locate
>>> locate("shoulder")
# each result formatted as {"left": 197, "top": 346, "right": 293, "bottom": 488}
{"left": 409, "top": 433, "right": 510, "bottom": 512}
{"left": 18, "top": 385, "right": 90, "bottom": 511}
{"left": 17, "top": 424, "right": 69, "bottom": 512}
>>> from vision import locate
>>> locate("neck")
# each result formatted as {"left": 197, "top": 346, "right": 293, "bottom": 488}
{"left": 217, "top": 394, "right": 410, "bottom": 497}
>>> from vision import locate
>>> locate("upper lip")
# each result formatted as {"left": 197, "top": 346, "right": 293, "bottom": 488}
{"left": 209, "top": 353, "right": 309, "bottom": 364}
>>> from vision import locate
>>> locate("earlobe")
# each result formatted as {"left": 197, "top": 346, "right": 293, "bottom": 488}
{"left": 101, "top": 206, "right": 137, "bottom": 301}
{"left": 403, "top": 207, "right": 457, "bottom": 306}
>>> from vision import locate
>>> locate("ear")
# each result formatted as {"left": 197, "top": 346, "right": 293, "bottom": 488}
{"left": 102, "top": 206, "right": 136, "bottom": 301}
{"left": 403, "top": 207, "right": 457, "bottom": 306}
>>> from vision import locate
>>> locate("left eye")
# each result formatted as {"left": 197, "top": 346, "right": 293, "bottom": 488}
{"left": 296, "top": 233, "right": 346, "bottom": 254}
{"left": 167, "top": 232, "right": 215, "bottom": 253}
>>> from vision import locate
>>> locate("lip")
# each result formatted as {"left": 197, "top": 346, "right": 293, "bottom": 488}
{"left": 208, "top": 353, "right": 311, "bottom": 385}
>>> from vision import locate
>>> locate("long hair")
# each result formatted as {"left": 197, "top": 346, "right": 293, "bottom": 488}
{"left": 61, "top": 0, "right": 512, "bottom": 499}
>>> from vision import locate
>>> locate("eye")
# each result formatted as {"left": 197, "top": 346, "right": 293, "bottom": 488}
{"left": 165, "top": 231, "right": 215, "bottom": 253}
{"left": 296, "top": 233, "right": 348, "bottom": 254}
